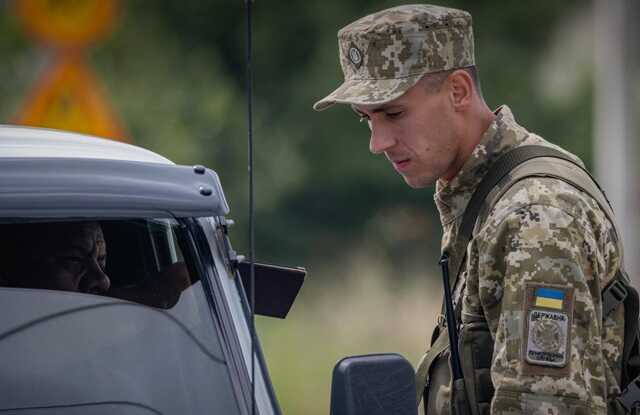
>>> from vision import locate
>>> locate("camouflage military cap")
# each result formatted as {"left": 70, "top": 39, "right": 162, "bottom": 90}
{"left": 313, "top": 4, "right": 475, "bottom": 111}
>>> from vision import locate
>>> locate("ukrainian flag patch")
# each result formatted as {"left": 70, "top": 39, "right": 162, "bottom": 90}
{"left": 522, "top": 283, "right": 574, "bottom": 374}
{"left": 534, "top": 287, "right": 565, "bottom": 310}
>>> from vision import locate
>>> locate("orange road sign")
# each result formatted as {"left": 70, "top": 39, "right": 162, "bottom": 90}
{"left": 15, "top": 0, "right": 118, "bottom": 48}
{"left": 14, "top": 53, "right": 127, "bottom": 142}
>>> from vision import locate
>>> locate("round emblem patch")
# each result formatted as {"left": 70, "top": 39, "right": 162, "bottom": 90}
{"left": 348, "top": 46, "right": 362, "bottom": 66}
{"left": 531, "top": 319, "right": 562, "bottom": 353}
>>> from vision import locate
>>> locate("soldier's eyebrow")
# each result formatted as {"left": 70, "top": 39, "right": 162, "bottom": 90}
{"left": 351, "top": 104, "right": 404, "bottom": 116}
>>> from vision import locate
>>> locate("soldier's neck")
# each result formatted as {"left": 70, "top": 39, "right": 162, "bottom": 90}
{"left": 442, "top": 101, "right": 496, "bottom": 182}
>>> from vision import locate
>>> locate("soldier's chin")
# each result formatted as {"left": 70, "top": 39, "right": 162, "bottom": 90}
{"left": 402, "top": 173, "right": 435, "bottom": 189}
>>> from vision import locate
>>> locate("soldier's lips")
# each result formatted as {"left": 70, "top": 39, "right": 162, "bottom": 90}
{"left": 391, "top": 158, "right": 411, "bottom": 172}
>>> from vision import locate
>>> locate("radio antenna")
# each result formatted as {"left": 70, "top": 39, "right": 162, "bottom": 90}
{"left": 245, "top": 0, "right": 256, "bottom": 414}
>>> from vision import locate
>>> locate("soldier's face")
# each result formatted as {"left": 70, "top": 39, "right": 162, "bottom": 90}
{"left": 353, "top": 79, "right": 461, "bottom": 188}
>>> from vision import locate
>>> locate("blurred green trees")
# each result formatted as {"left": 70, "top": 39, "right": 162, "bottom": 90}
{"left": 1, "top": 0, "right": 590, "bottom": 269}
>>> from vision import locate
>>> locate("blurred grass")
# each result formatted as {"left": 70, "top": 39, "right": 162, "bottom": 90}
{"left": 257, "top": 249, "right": 440, "bottom": 414}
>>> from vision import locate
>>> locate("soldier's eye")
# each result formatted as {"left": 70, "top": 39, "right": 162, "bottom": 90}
{"left": 386, "top": 111, "right": 403, "bottom": 119}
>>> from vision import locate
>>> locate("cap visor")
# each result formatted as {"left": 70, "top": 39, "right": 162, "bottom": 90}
{"left": 313, "top": 75, "right": 421, "bottom": 111}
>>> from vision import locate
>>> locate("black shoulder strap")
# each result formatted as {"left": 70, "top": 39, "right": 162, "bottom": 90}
{"left": 448, "top": 145, "right": 589, "bottom": 290}
{"left": 459, "top": 145, "right": 589, "bottom": 245}
{"left": 445, "top": 146, "right": 590, "bottom": 324}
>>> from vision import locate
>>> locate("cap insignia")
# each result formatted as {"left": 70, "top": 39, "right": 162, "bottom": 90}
{"left": 348, "top": 45, "right": 363, "bottom": 69}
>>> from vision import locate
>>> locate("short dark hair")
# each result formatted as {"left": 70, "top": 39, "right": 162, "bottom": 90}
{"left": 420, "top": 66, "right": 483, "bottom": 98}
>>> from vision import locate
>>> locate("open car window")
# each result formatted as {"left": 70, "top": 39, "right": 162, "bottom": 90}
{"left": 102, "top": 218, "right": 192, "bottom": 308}
{"left": 0, "top": 218, "right": 243, "bottom": 415}
{"left": 0, "top": 219, "right": 196, "bottom": 309}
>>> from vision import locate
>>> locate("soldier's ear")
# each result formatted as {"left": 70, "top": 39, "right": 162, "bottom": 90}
{"left": 448, "top": 69, "right": 473, "bottom": 111}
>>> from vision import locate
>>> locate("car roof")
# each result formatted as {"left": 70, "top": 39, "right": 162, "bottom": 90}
{"left": 0, "top": 124, "right": 173, "bottom": 164}
{"left": 0, "top": 125, "right": 230, "bottom": 218}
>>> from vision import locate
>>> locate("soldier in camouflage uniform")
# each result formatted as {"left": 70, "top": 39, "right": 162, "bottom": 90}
{"left": 314, "top": 4, "right": 626, "bottom": 415}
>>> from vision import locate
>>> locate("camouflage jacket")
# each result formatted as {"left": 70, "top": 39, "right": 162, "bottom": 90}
{"left": 429, "top": 106, "right": 623, "bottom": 415}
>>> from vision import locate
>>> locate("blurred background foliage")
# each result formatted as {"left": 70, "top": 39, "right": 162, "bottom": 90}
{"left": 0, "top": 1, "right": 593, "bottom": 413}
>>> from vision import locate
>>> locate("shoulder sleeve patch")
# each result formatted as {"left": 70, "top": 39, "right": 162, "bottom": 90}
{"left": 521, "top": 283, "right": 574, "bottom": 377}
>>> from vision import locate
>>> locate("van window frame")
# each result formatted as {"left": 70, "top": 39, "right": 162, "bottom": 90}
{"left": 190, "top": 217, "right": 281, "bottom": 415}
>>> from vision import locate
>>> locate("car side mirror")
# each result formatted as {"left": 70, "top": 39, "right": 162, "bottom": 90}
{"left": 237, "top": 261, "right": 305, "bottom": 318}
{"left": 330, "top": 353, "right": 418, "bottom": 415}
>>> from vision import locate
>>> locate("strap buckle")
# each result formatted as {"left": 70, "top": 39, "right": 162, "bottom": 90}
{"left": 603, "top": 278, "right": 628, "bottom": 319}
{"left": 618, "top": 376, "right": 640, "bottom": 412}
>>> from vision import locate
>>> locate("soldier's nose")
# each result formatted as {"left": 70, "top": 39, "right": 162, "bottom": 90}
{"left": 369, "top": 127, "right": 396, "bottom": 154}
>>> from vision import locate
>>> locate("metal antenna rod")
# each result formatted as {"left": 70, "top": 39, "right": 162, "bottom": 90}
{"left": 245, "top": 0, "right": 256, "bottom": 414}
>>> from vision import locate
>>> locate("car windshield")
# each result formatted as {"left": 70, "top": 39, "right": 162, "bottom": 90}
{"left": 0, "top": 218, "right": 242, "bottom": 415}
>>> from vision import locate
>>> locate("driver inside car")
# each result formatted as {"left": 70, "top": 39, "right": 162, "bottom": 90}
{"left": 0, "top": 221, "right": 190, "bottom": 307}
{"left": 0, "top": 221, "right": 111, "bottom": 295}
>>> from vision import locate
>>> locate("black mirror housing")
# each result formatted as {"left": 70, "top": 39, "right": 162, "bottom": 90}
{"left": 330, "top": 353, "right": 418, "bottom": 415}
{"left": 237, "top": 261, "right": 305, "bottom": 318}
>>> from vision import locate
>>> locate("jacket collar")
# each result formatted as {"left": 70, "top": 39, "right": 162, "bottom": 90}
{"left": 434, "top": 105, "right": 530, "bottom": 227}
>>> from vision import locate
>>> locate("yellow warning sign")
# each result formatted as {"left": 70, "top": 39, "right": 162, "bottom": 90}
{"left": 14, "top": 53, "right": 127, "bottom": 142}
{"left": 15, "top": 0, "right": 118, "bottom": 48}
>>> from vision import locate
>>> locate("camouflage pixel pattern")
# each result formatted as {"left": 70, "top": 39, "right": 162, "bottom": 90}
{"left": 313, "top": 4, "right": 474, "bottom": 111}
{"left": 426, "top": 106, "right": 623, "bottom": 414}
